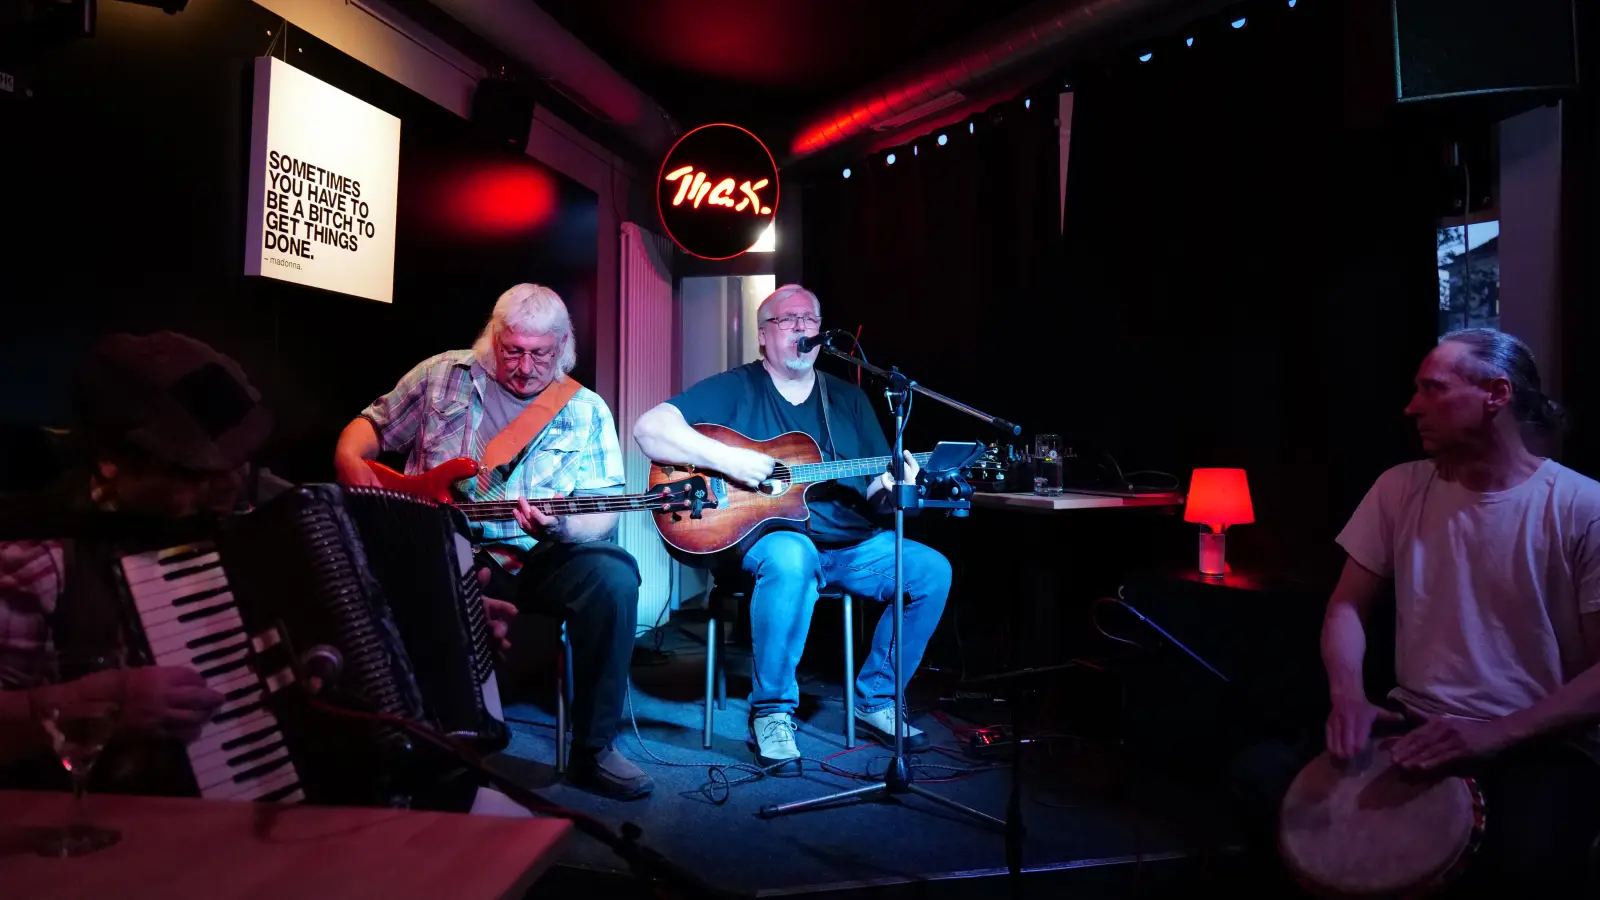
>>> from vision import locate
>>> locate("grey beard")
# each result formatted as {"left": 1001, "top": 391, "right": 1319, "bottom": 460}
{"left": 784, "top": 354, "right": 816, "bottom": 372}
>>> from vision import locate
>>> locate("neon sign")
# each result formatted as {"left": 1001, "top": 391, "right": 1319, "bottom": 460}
{"left": 657, "top": 123, "right": 779, "bottom": 260}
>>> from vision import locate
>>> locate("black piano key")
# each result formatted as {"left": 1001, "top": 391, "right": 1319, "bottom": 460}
{"left": 190, "top": 639, "right": 249, "bottom": 665}
{"left": 199, "top": 656, "right": 250, "bottom": 680}
{"left": 232, "top": 754, "right": 293, "bottom": 783}
{"left": 186, "top": 626, "right": 245, "bottom": 650}
{"left": 171, "top": 585, "right": 230, "bottom": 608}
{"left": 221, "top": 726, "right": 278, "bottom": 752}
{"left": 227, "top": 740, "right": 286, "bottom": 767}
{"left": 176, "top": 602, "right": 234, "bottom": 624}
{"left": 256, "top": 782, "right": 302, "bottom": 804}
{"left": 162, "top": 560, "right": 223, "bottom": 581}
{"left": 223, "top": 684, "right": 259, "bottom": 702}
{"left": 212, "top": 700, "right": 265, "bottom": 724}
{"left": 155, "top": 546, "right": 211, "bottom": 567}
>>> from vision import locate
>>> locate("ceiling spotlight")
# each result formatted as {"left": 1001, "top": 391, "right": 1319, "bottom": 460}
{"left": 1024, "top": 97, "right": 1031, "bottom": 109}
{"left": 1186, "top": 36, "right": 1195, "bottom": 47}
{"left": 887, "top": 153, "right": 896, "bottom": 165}
{"left": 969, "top": 122, "right": 975, "bottom": 134}
{"left": 937, "top": 134, "right": 948, "bottom": 146}
{"left": 1231, "top": 17, "right": 1247, "bottom": 28}
{"left": 913, "top": 145, "right": 919, "bottom": 155}
{"left": 843, "top": 168, "right": 852, "bottom": 179}
{"left": 1139, "top": 52, "right": 1153, "bottom": 63}
{"left": 1288, "top": 0, "right": 1297, "bottom": 6}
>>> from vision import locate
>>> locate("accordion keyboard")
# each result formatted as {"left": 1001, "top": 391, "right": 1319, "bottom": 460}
{"left": 119, "top": 542, "right": 304, "bottom": 804}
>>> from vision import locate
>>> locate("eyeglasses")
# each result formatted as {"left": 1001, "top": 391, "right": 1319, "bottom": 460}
{"left": 498, "top": 340, "right": 558, "bottom": 364}
{"left": 763, "top": 314, "right": 822, "bottom": 331}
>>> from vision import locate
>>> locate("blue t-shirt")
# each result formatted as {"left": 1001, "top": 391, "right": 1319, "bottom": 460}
{"left": 665, "top": 361, "right": 891, "bottom": 547}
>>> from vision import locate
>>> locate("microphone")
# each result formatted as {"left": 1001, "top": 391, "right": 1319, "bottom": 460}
{"left": 797, "top": 330, "right": 839, "bottom": 353}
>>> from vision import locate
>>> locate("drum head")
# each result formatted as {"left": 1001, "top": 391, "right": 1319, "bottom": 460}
{"left": 1279, "top": 738, "right": 1479, "bottom": 897}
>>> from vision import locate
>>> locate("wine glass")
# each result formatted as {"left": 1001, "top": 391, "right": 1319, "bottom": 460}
{"left": 28, "top": 649, "right": 126, "bottom": 858}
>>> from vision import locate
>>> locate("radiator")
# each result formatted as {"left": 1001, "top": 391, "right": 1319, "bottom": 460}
{"left": 617, "top": 222, "right": 676, "bottom": 634}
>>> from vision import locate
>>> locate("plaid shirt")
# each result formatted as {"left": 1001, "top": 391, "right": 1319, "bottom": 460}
{"left": 360, "top": 350, "right": 626, "bottom": 569}
{"left": 0, "top": 540, "right": 64, "bottom": 688}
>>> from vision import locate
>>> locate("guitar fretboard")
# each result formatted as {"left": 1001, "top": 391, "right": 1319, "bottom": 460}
{"left": 778, "top": 452, "right": 934, "bottom": 486}
{"left": 456, "top": 491, "right": 679, "bottom": 523}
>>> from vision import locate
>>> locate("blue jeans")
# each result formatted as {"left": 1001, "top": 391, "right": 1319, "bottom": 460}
{"left": 740, "top": 530, "right": 951, "bottom": 717}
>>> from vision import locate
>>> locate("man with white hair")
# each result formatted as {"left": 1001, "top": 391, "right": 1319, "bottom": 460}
{"left": 633, "top": 284, "right": 950, "bottom": 774}
{"left": 334, "top": 284, "right": 652, "bottom": 800}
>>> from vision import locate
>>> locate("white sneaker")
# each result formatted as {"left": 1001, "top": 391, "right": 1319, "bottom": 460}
{"left": 854, "top": 706, "right": 930, "bottom": 752}
{"left": 748, "top": 713, "right": 802, "bottom": 776}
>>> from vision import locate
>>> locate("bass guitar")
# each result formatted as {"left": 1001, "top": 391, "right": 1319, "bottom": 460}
{"left": 364, "top": 458, "right": 701, "bottom": 524}
{"left": 647, "top": 424, "right": 934, "bottom": 566}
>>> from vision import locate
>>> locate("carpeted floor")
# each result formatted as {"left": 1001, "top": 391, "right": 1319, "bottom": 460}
{"left": 483, "top": 624, "right": 1255, "bottom": 899}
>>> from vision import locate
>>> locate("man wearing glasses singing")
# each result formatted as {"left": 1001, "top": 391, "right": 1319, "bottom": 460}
{"left": 634, "top": 284, "right": 950, "bottom": 774}
{"left": 332, "top": 283, "right": 653, "bottom": 800}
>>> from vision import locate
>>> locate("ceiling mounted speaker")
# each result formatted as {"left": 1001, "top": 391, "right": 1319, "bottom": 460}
{"left": 472, "top": 77, "right": 536, "bottom": 148}
{"left": 1393, "top": 0, "right": 1577, "bottom": 104}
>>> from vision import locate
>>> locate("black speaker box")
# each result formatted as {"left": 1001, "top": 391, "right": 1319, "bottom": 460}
{"left": 1393, "top": 0, "right": 1578, "bottom": 105}
{"left": 471, "top": 78, "right": 536, "bottom": 148}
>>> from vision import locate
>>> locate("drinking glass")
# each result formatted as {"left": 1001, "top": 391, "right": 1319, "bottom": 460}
{"left": 29, "top": 649, "right": 126, "bottom": 858}
{"left": 1032, "top": 434, "right": 1064, "bottom": 496}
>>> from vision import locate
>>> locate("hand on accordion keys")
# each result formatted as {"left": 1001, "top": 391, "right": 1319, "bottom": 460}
{"left": 46, "top": 667, "right": 226, "bottom": 744}
{"left": 476, "top": 568, "right": 517, "bottom": 652}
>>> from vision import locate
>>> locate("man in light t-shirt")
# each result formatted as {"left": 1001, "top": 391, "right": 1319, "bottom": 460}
{"left": 1316, "top": 328, "right": 1600, "bottom": 895}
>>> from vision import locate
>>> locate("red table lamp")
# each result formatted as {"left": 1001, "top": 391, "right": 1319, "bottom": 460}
{"left": 1184, "top": 468, "right": 1254, "bottom": 577}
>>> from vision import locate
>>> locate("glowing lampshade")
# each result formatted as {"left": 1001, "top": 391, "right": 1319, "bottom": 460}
{"left": 1184, "top": 468, "right": 1254, "bottom": 531}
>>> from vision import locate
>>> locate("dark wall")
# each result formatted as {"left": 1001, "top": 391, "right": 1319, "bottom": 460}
{"left": 801, "top": 0, "right": 1442, "bottom": 578}
{"left": 0, "top": 0, "right": 598, "bottom": 482}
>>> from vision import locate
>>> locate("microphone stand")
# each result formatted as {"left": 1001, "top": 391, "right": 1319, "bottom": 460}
{"left": 758, "top": 342, "right": 1022, "bottom": 866}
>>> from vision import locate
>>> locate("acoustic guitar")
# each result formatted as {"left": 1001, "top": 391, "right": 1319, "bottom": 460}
{"left": 647, "top": 424, "right": 933, "bottom": 566}
{"left": 363, "top": 458, "right": 699, "bottom": 524}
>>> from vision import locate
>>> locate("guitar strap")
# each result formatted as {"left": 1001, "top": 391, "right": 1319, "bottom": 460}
{"left": 816, "top": 371, "right": 839, "bottom": 463}
{"left": 477, "top": 376, "right": 584, "bottom": 493}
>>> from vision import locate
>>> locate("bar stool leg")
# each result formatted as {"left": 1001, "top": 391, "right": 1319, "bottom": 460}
{"left": 703, "top": 614, "right": 717, "bottom": 749}
{"left": 556, "top": 624, "right": 570, "bottom": 773}
{"left": 843, "top": 592, "right": 855, "bottom": 747}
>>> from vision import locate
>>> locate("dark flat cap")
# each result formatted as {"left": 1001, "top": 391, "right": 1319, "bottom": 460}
{"left": 72, "top": 332, "right": 273, "bottom": 473}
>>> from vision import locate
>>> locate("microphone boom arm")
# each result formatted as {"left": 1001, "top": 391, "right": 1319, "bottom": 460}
{"left": 818, "top": 345, "right": 1021, "bottom": 436}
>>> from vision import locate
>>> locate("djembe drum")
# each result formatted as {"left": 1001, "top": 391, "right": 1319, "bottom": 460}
{"left": 1278, "top": 736, "right": 1486, "bottom": 897}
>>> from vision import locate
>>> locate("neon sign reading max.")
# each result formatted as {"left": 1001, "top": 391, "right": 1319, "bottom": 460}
{"left": 661, "top": 167, "right": 772, "bottom": 215}
{"left": 656, "top": 123, "right": 779, "bottom": 260}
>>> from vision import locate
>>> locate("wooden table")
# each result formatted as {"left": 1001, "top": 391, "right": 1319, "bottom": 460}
{"left": 970, "top": 490, "right": 1184, "bottom": 514}
{"left": 0, "top": 790, "right": 572, "bottom": 900}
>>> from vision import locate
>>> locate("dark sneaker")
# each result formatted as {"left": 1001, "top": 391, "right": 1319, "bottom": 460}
{"left": 748, "top": 713, "right": 802, "bottom": 776}
{"left": 855, "top": 706, "right": 931, "bottom": 752}
{"left": 566, "top": 744, "right": 654, "bottom": 800}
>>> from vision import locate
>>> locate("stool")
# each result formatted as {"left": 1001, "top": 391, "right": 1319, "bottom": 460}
{"left": 702, "top": 572, "right": 857, "bottom": 749}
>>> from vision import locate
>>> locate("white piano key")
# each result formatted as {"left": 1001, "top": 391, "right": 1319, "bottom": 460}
{"left": 207, "top": 748, "right": 293, "bottom": 798}
{"left": 119, "top": 547, "right": 218, "bottom": 586}
{"left": 189, "top": 645, "right": 250, "bottom": 676}
{"left": 187, "top": 710, "right": 275, "bottom": 758}
{"left": 138, "top": 593, "right": 235, "bottom": 633}
{"left": 197, "top": 743, "right": 288, "bottom": 792}
{"left": 192, "top": 732, "right": 283, "bottom": 786}
{"left": 211, "top": 687, "right": 265, "bottom": 720}
{"left": 271, "top": 788, "right": 305, "bottom": 805}
{"left": 123, "top": 561, "right": 226, "bottom": 601}
{"left": 204, "top": 668, "right": 258, "bottom": 699}
{"left": 143, "top": 603, "right": 240, "bottom": 645}
{"left": 130, "top": 574, "right": 231, "bottom": 616}
{"left": 147, "top": 612, "right": 244, "bottom": 658}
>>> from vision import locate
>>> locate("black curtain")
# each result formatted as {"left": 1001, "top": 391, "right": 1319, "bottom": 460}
{"left": 799, "top": 98, "right": 1061, "bottom": 447}
{"left": 1561, "top": 2, "right": 1600, "bottom": 477}
{"left": 803, "top": 0, "right": 1440, "bottom": 577}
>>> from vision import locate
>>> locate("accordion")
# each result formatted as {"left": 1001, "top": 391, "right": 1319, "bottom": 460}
{"left": 113, "top": 483, "right": 509, "bottom": 806}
